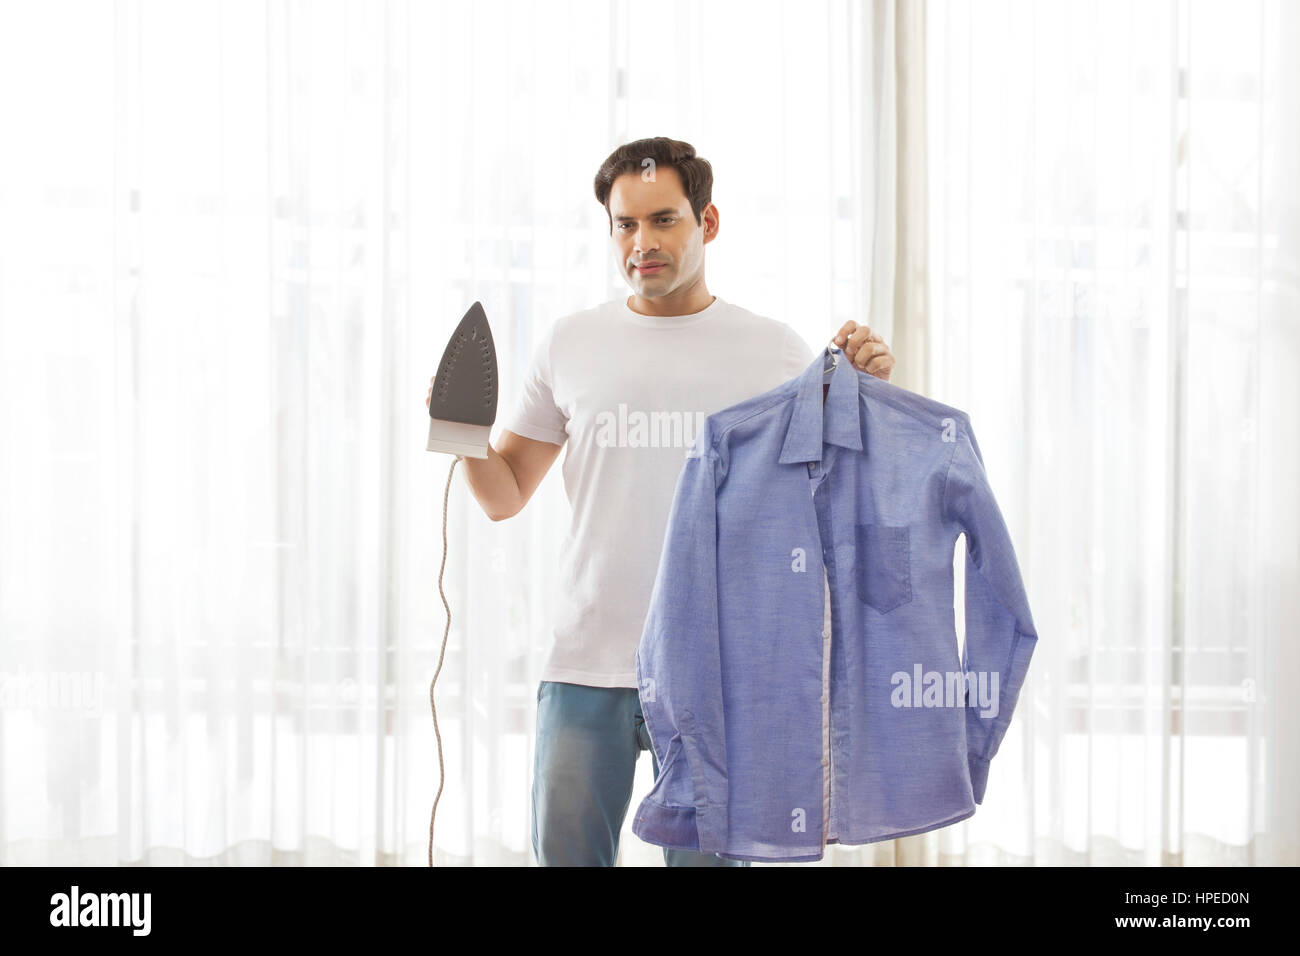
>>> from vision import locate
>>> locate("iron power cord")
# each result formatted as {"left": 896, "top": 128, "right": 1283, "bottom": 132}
{"left": 428, "top": 452, "right": 462, "bottom": 866}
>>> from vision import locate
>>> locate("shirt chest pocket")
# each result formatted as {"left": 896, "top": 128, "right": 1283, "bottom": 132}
{"left": 855, "top": 523, "right": 913, "bottom": 614}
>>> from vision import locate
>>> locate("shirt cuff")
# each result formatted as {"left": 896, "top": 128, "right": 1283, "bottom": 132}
{"left": 968, "top": 753, "right": 991, "bottom": 805}
{"left": 632, "top": 799, "right": 728, "bottom": 855}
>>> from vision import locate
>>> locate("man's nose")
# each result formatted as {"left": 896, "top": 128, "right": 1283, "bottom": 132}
{"left": 634, "top": 230, "right": 658, "bottom": 254}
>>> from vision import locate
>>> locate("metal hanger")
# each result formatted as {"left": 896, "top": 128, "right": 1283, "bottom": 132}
{"left": 823, "top": 345, "right": 840, "bottom": 378}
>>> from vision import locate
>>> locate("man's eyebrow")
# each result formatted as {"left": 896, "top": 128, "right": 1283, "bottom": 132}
{"left": 612, "top": 208, "right": 680, "bottom": 221}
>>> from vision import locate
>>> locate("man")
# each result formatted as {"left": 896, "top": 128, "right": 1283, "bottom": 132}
{"left": 426, "top": 137, "right": 895, "bottom": 866}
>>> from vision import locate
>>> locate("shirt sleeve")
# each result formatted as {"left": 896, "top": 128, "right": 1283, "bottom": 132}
{"left": 633, "top": 431, "right": 729, "bottom": 855}
{"left": 941, "top": 417, "right": 1038, "bottom": 804}
{"left": 500, "top": 323, "right": 568, "bottom": 446}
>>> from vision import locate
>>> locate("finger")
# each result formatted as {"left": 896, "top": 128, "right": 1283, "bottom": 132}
{"left": 832, "top": 320, "right": 858, "bottom": 346}
{"left": 847, "top": 325, "right": 874, "bottom": 348}
{"left": 851, "top": 342, "right": 888, "bottom": 369}
{"left": 865, "top": 353, "right": 895, "bottom": 378}
{"left": 844, "top": 326, "right": 874, "bottom": 360}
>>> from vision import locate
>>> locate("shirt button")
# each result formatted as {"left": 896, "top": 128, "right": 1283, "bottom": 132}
{"left": 823, "top": 629, "right": 831, "bottom": 640}
{"left": 821, "top": 757, "right": 829, "bottom": 767}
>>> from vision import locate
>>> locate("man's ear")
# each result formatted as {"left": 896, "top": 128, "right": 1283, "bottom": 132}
{"left": 702, "top": 203, "right": 720, "bottom": 243}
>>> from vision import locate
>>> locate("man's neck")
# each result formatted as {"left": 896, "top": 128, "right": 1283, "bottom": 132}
{"left": 626, "top": 283, "right": 714, "bottom": 317}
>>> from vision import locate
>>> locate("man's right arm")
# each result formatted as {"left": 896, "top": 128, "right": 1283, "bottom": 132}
{"left": 460, "top": 430, "right": 561, "bottom": 522}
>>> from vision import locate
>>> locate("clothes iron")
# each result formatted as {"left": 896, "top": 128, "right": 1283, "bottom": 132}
{"left": 425, "top": 300, "right": 499, "bottom": 868}
{"left": 426, "top": 300, "right": 499, "bottom": 459}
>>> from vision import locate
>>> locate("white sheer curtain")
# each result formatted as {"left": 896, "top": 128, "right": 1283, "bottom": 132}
{"left": 11, "top": 0, "right": 1285, "bottom": 871}
{"left": 0, "top": 0, "right": 914, "bottom": 867}
{"left": 926, "top": 0, "right": 1300, "bottom": 864}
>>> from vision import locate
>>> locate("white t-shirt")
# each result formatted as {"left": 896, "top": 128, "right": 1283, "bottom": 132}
{"left": 502, "top": 293, "right": 815, "bottom": 688}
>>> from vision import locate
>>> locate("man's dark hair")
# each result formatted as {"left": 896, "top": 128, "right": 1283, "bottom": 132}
{"left": 593, "top": 137, "right": 713, "bottom": 233}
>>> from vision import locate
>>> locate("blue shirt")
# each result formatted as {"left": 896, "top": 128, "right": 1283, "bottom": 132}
{"left": 632, "top": 347, "right": 1038, "bottom": 862}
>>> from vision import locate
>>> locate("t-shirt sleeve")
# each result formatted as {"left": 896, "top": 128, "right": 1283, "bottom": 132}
{"left": 783, "top": 324, "right": 816, "bottom": 379}
{"left": 501, "top": 323, "right": 568, "bottom": 446}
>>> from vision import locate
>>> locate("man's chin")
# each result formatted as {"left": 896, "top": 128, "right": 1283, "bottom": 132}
{"left": 629, "top": 279, "right": 670, "bottom": 295}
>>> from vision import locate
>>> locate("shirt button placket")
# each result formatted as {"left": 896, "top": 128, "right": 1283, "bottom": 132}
{"left": 811, "top": 456, "right": 834, "bottom": 854}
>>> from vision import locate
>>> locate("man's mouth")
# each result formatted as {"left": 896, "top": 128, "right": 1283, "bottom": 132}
{"left": 636, "top": 263, "right": 666, "bottom": 274}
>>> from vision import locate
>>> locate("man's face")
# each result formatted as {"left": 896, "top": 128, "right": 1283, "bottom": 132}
{"left": 608, "top": 166, "right": 714, "bottom": 297}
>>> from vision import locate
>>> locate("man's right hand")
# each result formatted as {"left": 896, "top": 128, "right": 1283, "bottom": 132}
{"left": 422, "top": 370, "right": 563, "bottom": 521}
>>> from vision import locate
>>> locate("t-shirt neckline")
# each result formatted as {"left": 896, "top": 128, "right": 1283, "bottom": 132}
{"left": 618, "top": 294, "right": 723, "bottom": 328}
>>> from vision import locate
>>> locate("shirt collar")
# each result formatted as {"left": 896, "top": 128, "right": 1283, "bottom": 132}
{"left": 778, "top": 346, "right": 863, "bottom": 464}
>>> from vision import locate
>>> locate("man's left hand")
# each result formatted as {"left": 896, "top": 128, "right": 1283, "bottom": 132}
{"left": 832, "top": 321, "right": 895, "bottom": 382}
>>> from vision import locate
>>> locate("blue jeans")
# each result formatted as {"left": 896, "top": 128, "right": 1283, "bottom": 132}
{"left": 531, "top": 679, "right": 750, "bottom": 867}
